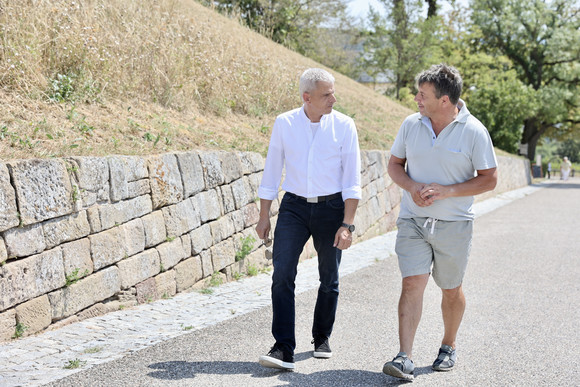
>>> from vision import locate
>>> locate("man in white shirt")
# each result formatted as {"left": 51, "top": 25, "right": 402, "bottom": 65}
{"left": 383, "top": 64, "right": 497, "bottom": 381}
{"left": 256, "top": 68, "right": 361, "bottom": 371}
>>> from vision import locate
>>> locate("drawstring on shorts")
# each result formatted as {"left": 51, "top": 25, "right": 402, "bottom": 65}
{"left": 423, "top": 218, "right": 438, "bottom": 234}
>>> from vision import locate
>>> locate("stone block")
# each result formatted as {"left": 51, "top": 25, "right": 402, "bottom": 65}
{"left": 148, "top": 154, "right": 184, "bottom": 209}
{"left": 238, "top": 151, "right": 264, "bottom": 175}
{"left": 175, "top": 151, "right": 204, "bottom": 198}
{"left": 3, "top": 222, "right": 46, "bottom": 258}
{"left": 156, "top": 238, "right": 186, "bottom": 271}
{"left": 99, "top": 195, "right": 153, "bottom": 230}
{"left": 181, "top": 233, "right": 192, "bottom": 258}
{"left": 199, "top": 151, "right": 224, "bottom": 189}
{"left": 247, "top": 173, "right": 262, "bottom": 198}
{"left": 61, "top": 238, "right": 93, "bottom": 279}
{"left": 210, "top": 238, "right": 236, "bottom": 272}
{"left": 219, "top": 151, "right": 243, "bottom": 183}
{"left": 155, "top": 270, "right": 176, "bottom": 299}
{"left": 89, "top": 227, "right": 126, "bottom": 271}
{"left": 0, "top": 236, "right": 6, "bottom": 264}
{"left": 229, "top": 210, "right": 245, "bottom": 233}
{"left": 120, "top": 218, "right": 146, "bottom": 257}
{"left": 117, "top": 249, "right": 160, "bottom": 289}
{"left": 209, "top": 216, "right": 236, "bottom": 245}
{"left": 162, "top": 199, "right": 200, "bottom": 238}
{"left": 0, "top": 309, "right": 16, "bottom": 342}
{"left": 136, "top": 278, "right": 157, "bottom": 304}
{"left": 200, "top": 250, "right": 213, "bottom": 278}
{"left": 192, "top": 190, "right": 221, "bottom": 223}
{"left": 77, "top": 303, "right": 108, "bottom": 320}
{"left": 86, "top": 206, "right": 102, "bottom": 233}
{"left": 0, "top": 163, "right": 18, "bottom": 232}
{"left": 219, "top": 185, "right": 236, "bottom": 214}
{"left": 127, "top": 180, "right": 151, "bottom": 199}
{"left": 388, "top": 184, "right": 402, "bottom": 209}
{"left": 0, "top": 248, "right": 65, "bottom": 311}
{"left": 15, "top": 295, "right": 51, "bottom": 336}
{"left": 124, "top": 156, "right": 149, "bottom": 181}
{"left": 231, "top": 176, "right": 252, "bottom": 209}
{"left": 142, "top": 211, "right": 167, "bottom": 248}
{"left": 69, "top": 156, "right": 110, "bottom": 206}
{"left": 49, "top": 266, "right": 120, "bottom": 320}
{"left": 241, "top": 202, "right": 260, "bottom": 227}
{"left": 8, "top": 158, "right": 73, "bottom": 225}
{"left": 189, "top": 224, "right": 213, "bottom": 255}
{"left": 108, "top": 156, "right": 129, "bottom": 202}
{"left": 42, "top": 211, "right": 91, "bottom": 249}
{"left": 175, "top": 256, "right": 203, "bottom": 292}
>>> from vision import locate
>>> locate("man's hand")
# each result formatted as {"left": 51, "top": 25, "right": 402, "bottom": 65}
{"left": 255, "top": 217, "right": 271, "bottom": 243}
{"left": 333, "top": 227, "right": 352, "bottom": 250}
{"left": 411, "top": 182, "right": 435, "bottom": 207}
{"left": 419, "top": 183, "right": 450, "bottom": 202}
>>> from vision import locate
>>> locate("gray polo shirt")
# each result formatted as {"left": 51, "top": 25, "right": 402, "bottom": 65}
{"left": 391, "top": 99, "right": 497, "bottom": 221}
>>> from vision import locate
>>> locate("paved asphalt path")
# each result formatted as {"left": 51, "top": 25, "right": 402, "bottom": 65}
{"left": 44, "top": 179, "right": 580, "bottom": 386}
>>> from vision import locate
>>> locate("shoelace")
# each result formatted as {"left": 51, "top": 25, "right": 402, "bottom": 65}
{"left": 423, "top": 217, "right": 438, "bottom": 234}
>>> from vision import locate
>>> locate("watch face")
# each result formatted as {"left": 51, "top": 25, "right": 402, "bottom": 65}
{"left": 348, "top": 224, "right": 355, "bottom": 232}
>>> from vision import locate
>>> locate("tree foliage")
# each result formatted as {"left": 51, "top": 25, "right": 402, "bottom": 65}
{"left": 557, "top": 139, "right": 580, "bottom": 163}
{"left": 470, "top": 0, "right": 580, "bottom": 161}
{"left": 201, "top": 0, "right": 358, "bottom": 76}
{"left": 361, "top": 0, "right": 440, "bottom": 99}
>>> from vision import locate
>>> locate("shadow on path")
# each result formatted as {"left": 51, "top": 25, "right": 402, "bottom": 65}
{"left": 147, "top": 358, "right": 436, "bottom": 386}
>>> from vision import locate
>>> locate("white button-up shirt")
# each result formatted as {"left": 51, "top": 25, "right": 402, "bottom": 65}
{"left": 258, "top": 106, "right": 362, "bottom": 201}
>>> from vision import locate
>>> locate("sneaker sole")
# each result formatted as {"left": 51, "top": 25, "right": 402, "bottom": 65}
{"left": 313, "top": 351, "right": 332, "bottom": 359}
{"left": 383, "top": 363, "right": 414, "bottom": 381}
{"left": 259, "top": 355, "right": 295, "bottom": 371}
{"left": 432, "top": 364, "right": 454, "bottom": 372}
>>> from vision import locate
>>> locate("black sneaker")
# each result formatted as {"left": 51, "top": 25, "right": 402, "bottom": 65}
{"left": 259, "top": 346, "right": 295, "bottom": 370}
{"left": 312, "top": 337, "right": 332, "bottom": 358}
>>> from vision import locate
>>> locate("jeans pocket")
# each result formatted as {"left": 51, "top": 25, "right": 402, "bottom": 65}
{"left": 326, "top": 197, "right": 345, "bottom": 210}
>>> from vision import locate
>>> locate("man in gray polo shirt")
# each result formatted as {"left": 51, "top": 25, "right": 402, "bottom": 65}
{"left": 383, "top": 64, "right": 497, "bottom": 381}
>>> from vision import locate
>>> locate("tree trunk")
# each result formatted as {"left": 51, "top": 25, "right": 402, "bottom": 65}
{"left": 425, "top": 0, "right": 437, "bottom": 18}
{"left": 521, "top": 118, "right": 547, "bottom": 162}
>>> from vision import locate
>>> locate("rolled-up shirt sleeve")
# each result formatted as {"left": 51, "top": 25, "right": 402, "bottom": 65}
{"left": 341, "top": 119, "right": 362, "bottom": 200}
{"left": 258, "top": 118, "right": 285, "bottom": 200}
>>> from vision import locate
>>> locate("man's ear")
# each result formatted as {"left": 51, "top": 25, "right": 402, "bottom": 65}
{"left": 302, "top": 92, "right": 310, "bottom": 104}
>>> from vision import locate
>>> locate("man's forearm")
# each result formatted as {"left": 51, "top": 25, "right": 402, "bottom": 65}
{"left": 343, "top": 198, "right": 359, "bottom": 225}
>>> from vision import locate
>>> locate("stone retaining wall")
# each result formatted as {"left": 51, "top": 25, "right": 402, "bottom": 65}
{"left": 0, "top": 150, "right": 530, "bottom": 341}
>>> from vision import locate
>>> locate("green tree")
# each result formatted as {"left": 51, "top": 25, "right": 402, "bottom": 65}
{"left": 557, "top": 139, "right": 580, "bottom": 163}
{"left": 471, "top": 0, "right": 580, "bottom": 161}
{"left": 460, "top": 54, "right": 538, "bottom": 154}
{"left": 361, "top": 0, "right": 440, "bottom": 99}
{"left": 202, "top": 0, "right": 357, "bottom": 73}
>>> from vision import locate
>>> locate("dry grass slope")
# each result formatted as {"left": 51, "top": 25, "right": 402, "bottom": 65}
{"left": 0, "top": 0, "right": 412, "bottom": 160}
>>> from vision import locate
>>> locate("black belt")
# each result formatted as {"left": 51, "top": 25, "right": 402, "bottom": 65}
{"left": 289, "top": 192, "right": 342, "bottom": 203}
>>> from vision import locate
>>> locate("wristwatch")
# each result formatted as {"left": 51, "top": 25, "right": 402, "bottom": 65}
{"left": 341, "top": 222, "right": 355, "bottom": 233}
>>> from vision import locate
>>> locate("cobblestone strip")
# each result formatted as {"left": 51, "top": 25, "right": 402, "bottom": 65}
{"left": 0, "top": 185, "right": 543, "bottom": 387}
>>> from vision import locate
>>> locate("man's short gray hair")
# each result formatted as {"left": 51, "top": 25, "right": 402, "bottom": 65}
{"left": 416, "top": 64, "right": 462, "bottom": 105}
{"left": 299, "top": 68, "right": 335, "bottom": 102}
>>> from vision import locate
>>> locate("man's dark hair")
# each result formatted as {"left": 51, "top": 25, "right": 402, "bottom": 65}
{"left": 416, "top": 64, "right": 462, "bottom": 105}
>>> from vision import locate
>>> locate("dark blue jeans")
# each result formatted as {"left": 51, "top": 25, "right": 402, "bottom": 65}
{"left": 271, "top": 192, "right": 344, "bottom": 355}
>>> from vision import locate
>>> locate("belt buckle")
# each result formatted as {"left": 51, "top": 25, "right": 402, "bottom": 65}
{"left": 307, "top": 197, "right": 318, "bottom": 203}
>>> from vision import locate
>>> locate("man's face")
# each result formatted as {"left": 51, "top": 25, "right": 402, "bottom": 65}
{"left": 304, "top": 81, "right": 336, "bottom": 119}
{"left": 414, "top": 82, "right": 441, "bottom": 118}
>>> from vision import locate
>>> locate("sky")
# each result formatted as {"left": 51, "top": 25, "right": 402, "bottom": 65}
{"left": 346, "top": 0, "right": 469, "bottom": 19}
{"left": 347, "top": 0, "right": 385, "bottom": 18}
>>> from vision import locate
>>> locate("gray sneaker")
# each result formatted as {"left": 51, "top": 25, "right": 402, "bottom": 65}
{"left": 383, "top": 352, "right": 415, "bottom": 381}
{"left": 432, "top": 344, "right": 457, "bottom": 371}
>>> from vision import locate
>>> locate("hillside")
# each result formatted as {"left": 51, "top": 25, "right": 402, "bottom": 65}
{"left": 0, "top": 0, "right": 413, "bottom": 160}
